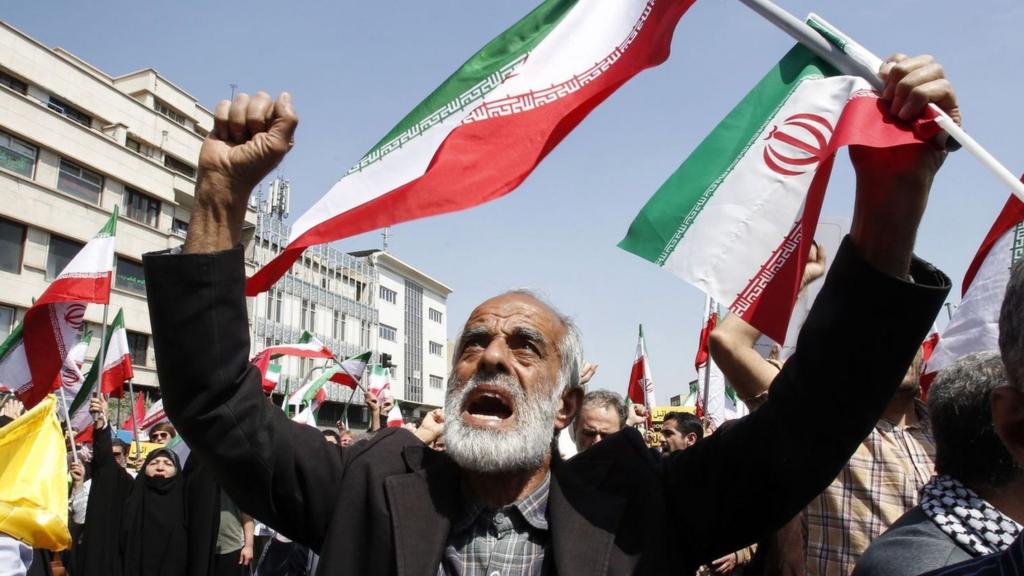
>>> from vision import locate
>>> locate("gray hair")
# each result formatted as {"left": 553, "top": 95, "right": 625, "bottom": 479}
{"left": 580, "top": 390, "right": 627, "bottom": 428}
{"left": 928, "top": 351, "right": 1020, "bottom": 489}
{"left": 451, "top": 289, "right": 584, "bottom": 395}
{"left": 999, "top": 260, "right": 1024, "bottom": 391}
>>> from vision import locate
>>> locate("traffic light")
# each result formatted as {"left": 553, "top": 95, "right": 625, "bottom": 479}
{"left": 380, "top": 353, "right": 394, "bottom": 368}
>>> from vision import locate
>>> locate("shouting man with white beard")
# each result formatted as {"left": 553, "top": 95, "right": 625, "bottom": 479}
{"left": 144, "top": 53, "right": 958, "bottom": 575}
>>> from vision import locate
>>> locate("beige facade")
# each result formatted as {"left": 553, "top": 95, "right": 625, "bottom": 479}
{"left": 0, "top": 21, "right": 256, "bottom": 391}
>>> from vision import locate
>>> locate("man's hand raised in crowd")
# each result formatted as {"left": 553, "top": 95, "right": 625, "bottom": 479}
{"left": 184, "top": 91, "right": 298, "bottom": 254}
{"left": 800, "top": 242, "right": 826, "bottom": 293}
{"left": 414, "top": 409, "right": 445, "bottom": 445}
{"left": 626, "top": 403, "right": 647, "bottom": 427}
{"left": 89, "top": 395, "right": 109, "bottom": 430}
{"left": 849, "top": 54, "right": 958, "bottom": 278}
{"left": 366, "top": 392, "right": 382, "bottom": 433}
{"left": 0, "top": 397, "right": 24, "bottom": 420}
{"left": 69, "top": 461, "right": 85, "bottom": 488}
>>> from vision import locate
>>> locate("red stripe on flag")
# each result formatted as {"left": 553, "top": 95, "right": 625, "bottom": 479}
{"left": 35, "top": 275, "right": 112, "bottom": 307}
{"left": 962, "top": 193, "right": 1024, "bottom": 296}
{"left": 100, "top": 356, "right": 133, "bottom": 398}
{"left": 245, "top": 0, "right": 695, "bottom": 295}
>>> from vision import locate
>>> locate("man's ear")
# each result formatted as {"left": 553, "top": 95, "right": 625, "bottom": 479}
{"left": 554, "top": 386, "right": 583, "bottom": 432}
{"left": 992, "top": 386, "right": 1024, "bottom": 466}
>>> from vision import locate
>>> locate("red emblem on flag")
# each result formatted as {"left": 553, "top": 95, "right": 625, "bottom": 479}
{"left": 762, "top": 113, "right": 834, "bottom": 176}
{"left": 64, "top": 303, "right": 86, "bottom": 330}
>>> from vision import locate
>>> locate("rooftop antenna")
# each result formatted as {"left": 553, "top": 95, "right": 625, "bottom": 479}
{"left": 382, "top": 226, "right": 391, "bottom": 252}
{"left": 229, "top": 82, "right": 238, "bottom": 99}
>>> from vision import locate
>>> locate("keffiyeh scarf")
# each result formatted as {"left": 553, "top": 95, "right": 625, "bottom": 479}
{"left": 920, "top": 475, "right": 1022, "bottom": 556}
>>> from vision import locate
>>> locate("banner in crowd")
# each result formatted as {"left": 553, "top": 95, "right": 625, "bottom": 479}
{"left": 0, "top": 209, "right": 117, "bottom": 409}
{"left": 246, "top": 0, "right": 696, "bottom": 295}
{"left": 619, "top": 44, "right": 937, "bottom": 343}
{"left": 925, "top": 193, "right": 1024, "bottom": 379}
{"left": 0, "top": 396, "right": 71, "bottom": 551}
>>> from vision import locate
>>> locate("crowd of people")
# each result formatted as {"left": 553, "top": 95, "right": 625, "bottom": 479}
{"left": 3, "top": 52, "right": 1024, "bottom": 576}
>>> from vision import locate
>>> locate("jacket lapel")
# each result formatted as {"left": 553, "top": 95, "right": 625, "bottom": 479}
{"left": 385, "top": 447, "right": 461, "bottom": 576}
{"left": 549, "top": 458, "right": 626, "bottom": 576}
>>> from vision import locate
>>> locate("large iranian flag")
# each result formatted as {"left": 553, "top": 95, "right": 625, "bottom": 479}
{"left": 97, "top": 309, "right": 133, "bottom": 397}
{"left": 0, "top": 210, "right": 117, "bottom": 409}
{"left": 246, "top": 0, "right": 694, "bottom": 295}
{"left": 619, "top": 44, "right": 936, "bottom": 343}
{"left": 924, "top": 193, "right": 1024, "bottom": 379}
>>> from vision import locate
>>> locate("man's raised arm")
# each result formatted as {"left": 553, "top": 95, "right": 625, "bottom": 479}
{"left": 144, "top": 92, "right": 343, "bottom": 547}
{"left": 665, "top": 54, "right": 954, "bottom": 563}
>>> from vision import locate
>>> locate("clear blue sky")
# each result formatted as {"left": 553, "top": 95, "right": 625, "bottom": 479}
{"left": 6, "top": 0, "right": 1022, "bottom": 402}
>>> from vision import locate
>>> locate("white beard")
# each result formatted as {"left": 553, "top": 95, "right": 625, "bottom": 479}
{"left": 444, "top": 373, "right": 558, "bottom": 474}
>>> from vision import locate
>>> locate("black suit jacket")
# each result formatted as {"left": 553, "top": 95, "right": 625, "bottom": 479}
{"left": 143, "top": 237, "right": 948, "bottom": 575}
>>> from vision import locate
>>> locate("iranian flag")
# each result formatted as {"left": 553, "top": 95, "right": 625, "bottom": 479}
{"left": 291, "top": 388, "right": 327, "bottom": 428}
{"left": 626, "top": 325, "right": 656, "bottom": 425}
{"left": 121, "top": 391, "right": 145, "bottom": 432}
{"left": 97, "top": 309, "right": 133, "bottom": 397}
{"left": 287, "top": 367, "right": 339, "bottom": 407}
{"left": 386, "top": 400, "right": 404, "bottom": 428}
{"left": 251, "top": 331, "right": 334, "bottom": 392}
{"left": 695, "top": 296, "right": 746, "bottom": 430}
{"left": 246, "top": 0, "right": 695, "bottom": 295}
{"left": 330, "top": 350, "right": 372, "bottom": 389}
{"left": 137, "top": 398, "right": 167, "bottom": 430}
{"left": 619, "top": 44, "right": 936, "bottom": 343}
{"left": 366, "top": 364, "right": 393, "bottom": 399}
{"left": 0, "top": 209, "right": 117, "bottom": 409}
{"left": 924, "top": 193, "right": 1024, "bottom": 380}
{"left": 55, "top": 331, "right": 94, "bottom": 437}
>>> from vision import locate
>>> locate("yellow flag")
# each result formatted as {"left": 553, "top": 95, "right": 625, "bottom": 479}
{"left": 0, "top": 395, "right": 71, "bottom": 550}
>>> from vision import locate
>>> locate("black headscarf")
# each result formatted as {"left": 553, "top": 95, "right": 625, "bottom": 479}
{"left": 119, "top": 447, "right": 188, "bottom": 576}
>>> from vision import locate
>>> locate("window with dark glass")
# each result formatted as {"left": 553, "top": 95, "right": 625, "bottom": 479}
{"left": 428, "top": 308, "right": 443, "bottom": 323}
{"left": 0, "top": 218, "right": 25, "bottom": 274}
{"left": 46, "top": 235, "right": 83, "bottom": 280}
{"left": 379, "top": 286, "right": 397, "bottom": 304}
{"left": 0, "top": 305, "right": 15, "bottom": 342}
{"left": 126, "top": 331, "right": 148, "bottom": 366}
{"left": 0, "top": 70, "right": 27, "bottom": 94}
{"left": 47, "top": 96, "right": 92, "bottom": 127}
{"left": 171, "top": 218, "right": 189, "bottom": 236}
{"left": 57, "top": 159, "right": 103, "bottom": 204}
{"left": 154, "top": 99, "right": 188, "bottom": 126}
{"left": 429, "top": 341, "right": 443, "bottom": 356}
{"left": 123, "top": 187, "right": 160, "bottom": 227}
{"left": 163, "top": 154, "right": 195, "bottom": 178}
{"left": 115, "top": 257, "right": 146, "bottom": 295}
{"left": 379, "top": 324, "right": 397, "bottom": 342}
{"left": 0, "top": 131, "right": 36, "bottom": 178}
{"left": 430, "top": 375, "right": 444, "bottom": 389}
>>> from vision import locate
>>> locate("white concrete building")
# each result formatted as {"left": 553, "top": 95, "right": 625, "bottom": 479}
{"left": 0, "top": 20, "right": 256, "bottom": 394}
{"left": 353, "top": 250, "right": 453, "bottom": 414}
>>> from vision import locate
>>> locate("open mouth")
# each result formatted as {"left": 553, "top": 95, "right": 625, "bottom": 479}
{"left": 463, "top": 386, "right": 515, "bottom": 424}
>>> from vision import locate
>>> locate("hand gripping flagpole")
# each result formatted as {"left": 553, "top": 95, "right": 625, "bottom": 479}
{"left": 57, "top": 391, "right": 80, "bottom": 466}
{"left": 736, "top": 0, "right": 1024, "bottom": 203}
{"left": 127, "top": 379, "right": 142, "bottom": 461}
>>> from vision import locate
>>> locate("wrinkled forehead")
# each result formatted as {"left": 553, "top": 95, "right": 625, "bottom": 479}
{"left": 462, "top": 293, "right": 567, "bottom": 344}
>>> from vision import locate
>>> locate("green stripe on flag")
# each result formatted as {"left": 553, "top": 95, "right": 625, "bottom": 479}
{"left": 618, "top": 44, "right": 837, "bottom": 263}
{"left": 100, "top": 205, "right": 118, "bottom": 237}
{"left": 0, "top": 321, "right": 23, "bottom": 364}
{"left": 360, "top": 0, "right": 578, "bottom": 164}
{"left": 69, "top": 309, "right": 125, "bottom": 413}
{"left": 303, "top": 366, "right": 340, "bottom": 404}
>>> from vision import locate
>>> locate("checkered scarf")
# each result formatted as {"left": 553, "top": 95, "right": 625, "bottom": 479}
{"left": 920, "top": 475, "right": 1022, "bottom": 556}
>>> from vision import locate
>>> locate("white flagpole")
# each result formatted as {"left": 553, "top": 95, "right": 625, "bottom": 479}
{"left": 736, "top": 0, "right": 1024, "bottom": 202}
{"left": 95, "top": 304, "right": 110, "bottom": 401}
{"left": 57, "top": 391, "right": 79, "bottom": 466}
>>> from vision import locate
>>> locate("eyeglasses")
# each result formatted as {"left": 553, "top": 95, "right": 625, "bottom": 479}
{"left": 150, "top": 432, "right": 170, "bottom": 440}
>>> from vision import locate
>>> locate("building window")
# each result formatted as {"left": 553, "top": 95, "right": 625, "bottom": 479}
{"left": 266, "top": 289, "right": 283, "bottom": 323}
{"left": 379, "top": 285, "right": 397, "bottom": 304}
{"left": 429, "top": 375, "right": 444, "bottom": 390}
{"left": 0, "top": 70, "right": 27, "bottom": 94}
{"left": 0, "top": 305, "right": 14, "bottom": 341}
{"left": 171, "top": 218, "right": 189, "bottom": 237}
{"left": 0, "top": 131, "right": 37, "bottom": 178}
{"left": 123, "top": 187, "right": 160, "bottom": 227}
{"left": 47, "top": 96, "right": 92, "bottom": 127}
{"left": 333, "top": 310, "right": 347, "bottom": 341}
{"left": 301, "top": 299, "right": 316, "bottom": 331}
{"left": 126, "top": 331, "right": 148, "bottom": 366}
{"left": 360, "top": 320, "right": 371, "bottom": 348}
{"left": 428, "top": 308, "right": 443, "bottom": 323}
{"left": 0, "top": 218, "right": 26, "bottom": 274}
{"left": 46, "top": 235, "right": 83, "bottom": 280}
{"left": 379, "top": 324, "right": 397, "bottom": 343}
{"left": 57, "top": 159, "right": 103, "bottom": 204}
{"left": 429, "top": 341, "right": 443, "bottom": 357}
{"left": 154, "top": 99, "right": 188, "bottom": 126}
{"left": 164, "top": 155, "right": 196, "bottom": 179}
{"left": 115, "top": 257, "right": 146, "bottom": 295}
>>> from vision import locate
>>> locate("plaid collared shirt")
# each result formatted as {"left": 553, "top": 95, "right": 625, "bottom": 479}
{"left": 806, "top": 401, "right": 935, "bottom": 576}
{"left": 439, "top": 472, "right": 551, "bottom": 576}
